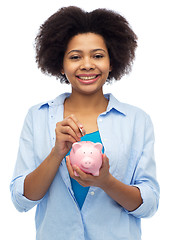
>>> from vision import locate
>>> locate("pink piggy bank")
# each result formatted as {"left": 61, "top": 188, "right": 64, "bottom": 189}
{"left": 69, "top": 141, "right": 103, "bottom": 176}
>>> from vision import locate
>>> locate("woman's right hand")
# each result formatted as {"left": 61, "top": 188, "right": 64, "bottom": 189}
{"left": 52, "top": 114, "right": 86, "bottom": 161}
{"left": 24, "top": 114, "right": 86, "bottom": 201}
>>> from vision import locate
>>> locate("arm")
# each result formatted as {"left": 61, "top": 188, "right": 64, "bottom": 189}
{"left": 66, "top": 154, "right": 142, "bottom": 211}
{"left": 66, "top": 115, "right": 160, "bottom": 216}
{"left": 24, "top": 114, "right": 84, "bottom": 201}
{"left": 24, "top": 148, "right": 62, "bottom": 201}
{"left": 100, "top": 168, "right": 143, "bottom": 212}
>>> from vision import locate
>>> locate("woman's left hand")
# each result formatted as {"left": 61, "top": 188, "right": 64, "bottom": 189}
{"left": 66, "top": 154, "right": 111, "bottom": 189}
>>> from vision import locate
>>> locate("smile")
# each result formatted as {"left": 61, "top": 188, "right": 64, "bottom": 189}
{"left": 76, "top": 74, "right": 100, "bottom": 84}
{"left": 77, "top": 75, "right": 98, "bottom": 80}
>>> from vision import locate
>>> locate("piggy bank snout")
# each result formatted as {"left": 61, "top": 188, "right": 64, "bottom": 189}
{"left": 81, "top": 157, "right": 93, "bottom": 168}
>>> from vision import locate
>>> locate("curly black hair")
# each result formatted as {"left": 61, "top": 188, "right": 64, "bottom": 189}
{"left": 35, "top": 6, "right": 137, "bottom": 84}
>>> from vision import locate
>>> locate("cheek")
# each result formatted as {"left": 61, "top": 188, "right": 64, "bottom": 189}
{"left": 99, "top": 61, "right": 111, "bottom": 74}
{"left": 63, "top": 59, "right": 78, "bottom": 72}
{"left": 64, "top": 67, "right": 79, "bottom": 83}
{"left": 64, "top": 66, "right": 73, "bottom": 76}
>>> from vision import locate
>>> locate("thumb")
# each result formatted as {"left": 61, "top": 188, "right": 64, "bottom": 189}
{"left": 102, "top": 154, "right": 110, "bottom": 168}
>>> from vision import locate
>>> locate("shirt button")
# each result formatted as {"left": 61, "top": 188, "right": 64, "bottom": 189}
{"left": 99, "top": 118, "right": 102, "bottom": 122}
{"left": 90, "top": 191, "right": 95, "bottom": 196}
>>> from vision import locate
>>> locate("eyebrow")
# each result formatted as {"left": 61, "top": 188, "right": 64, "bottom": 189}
{"left": 67, "top": 48, "right": 106, "bottom": 55}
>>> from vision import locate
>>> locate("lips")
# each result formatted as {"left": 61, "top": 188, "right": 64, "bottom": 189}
{"left": 76, "top": 74, "right": 100, "bottom": 84}
{"left": 77, "top": 75, "right": 98, "bottom": 80}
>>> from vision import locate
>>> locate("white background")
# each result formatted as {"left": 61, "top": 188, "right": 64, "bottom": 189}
{"left": 1, "top": 0, "right": 168, "bottom": 239}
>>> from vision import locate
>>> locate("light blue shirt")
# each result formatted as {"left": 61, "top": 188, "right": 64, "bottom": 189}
{"left": 10, "top": 93, "right": 160, "bottom": 240}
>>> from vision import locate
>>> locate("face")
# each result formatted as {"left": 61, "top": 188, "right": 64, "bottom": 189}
{"left": 62, "top": 33, "right": 112, "bottom": 95}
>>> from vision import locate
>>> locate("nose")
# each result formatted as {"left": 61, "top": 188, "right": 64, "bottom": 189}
{"left": 80, "top": 57, "right": 95, "bottom": 71}
{"left": 84, "top": 160, "right": 91, "bottom": 166}
{"left": 82, "top": 157, "right": 92, "bottom": 168}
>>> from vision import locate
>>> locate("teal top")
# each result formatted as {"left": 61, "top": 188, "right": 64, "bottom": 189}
{"left": 68, "top": 131, "right": 104, "bottom": 209}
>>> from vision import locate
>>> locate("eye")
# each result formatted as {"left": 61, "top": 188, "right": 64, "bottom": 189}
{"left": 94, "top": 54, "right": 104, "bottom": 59}
{"left": 84, "top": 152, "right": 86, "bottom": 154}
{"left": 69, "top": 55, "right": 81, "bottom": 60}
{"left": 90, "top": 152, "right": 92, "bottom": 154}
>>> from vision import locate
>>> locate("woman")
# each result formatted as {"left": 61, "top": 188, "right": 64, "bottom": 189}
{"left": 10, "top": 6, "right": 160, "bottom": 240}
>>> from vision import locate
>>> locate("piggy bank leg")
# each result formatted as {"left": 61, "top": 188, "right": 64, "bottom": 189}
{"left": 93, "top": 171, "right": 100, "bottom": 176}
{"left": 74, "top": 170, "right": 79, "bottom": 177}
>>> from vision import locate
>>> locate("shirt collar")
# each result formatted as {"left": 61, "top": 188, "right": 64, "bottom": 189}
{"left": 104, "top": 93, "right": 126, "bottom": 116}
{"left": 38, "top": 93, "right": 71, "bottom": 109}
{"left": 39, "top": 92, "right": 126, "bottom": 116}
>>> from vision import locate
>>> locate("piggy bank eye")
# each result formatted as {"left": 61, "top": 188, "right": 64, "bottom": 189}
{"left": 84, "top": 152, "right": 86, "bottom": 154}
{"left": 90, "top": 152, "right": 92, "bottom": 154}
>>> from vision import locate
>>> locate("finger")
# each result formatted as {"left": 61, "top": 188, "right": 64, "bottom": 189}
{"left": 101, "top": 154, "right": 110, "bottom": 169}
{"left": 61, "top": 117, "right": 81, "bottom": 140}
{"left": 61, "top": 125, "right": 81, "bottom": 142}
{"left": 60, "top": 115, "right": 82, "bottom": 141}
{"left": 66, "top": 156, "right": 75, "bottom": 177}
{"left": 68, "top": 114, "right": 86, "bottom": 137}
{"left": 73, "top": 165, "right": 93, "bottom": 181}
{"left": 56, "top": 129, "right": 77, "bottom": 144}
{"left": 66, "top": 156, "right": 81, "bottom": 179}
{"left": 63, "top": 114, "right": 86, "bottom": 138}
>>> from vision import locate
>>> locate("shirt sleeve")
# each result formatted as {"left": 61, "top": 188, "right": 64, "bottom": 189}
{"left": 10, "top": 109, "right": 43, "bottom": 212}
{"left": 127, "top": 115, "right": 160, "bottom": 218}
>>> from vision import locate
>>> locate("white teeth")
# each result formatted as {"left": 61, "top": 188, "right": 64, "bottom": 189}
{"left": 78, "top": 75, "right": 97, "bottom": 80}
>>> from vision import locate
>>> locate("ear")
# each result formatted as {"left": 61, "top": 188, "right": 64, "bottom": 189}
{"left": 94, "top": 143, "right": 103, "bottom": 152}
{"left": 109, "top": 65, "right": 113, "bottom": 72}
{"left": 61, "top": 69, "right": 64, "bottom": 75}
{"left": 72, "top": 142, "right": 82, "bottom": 153}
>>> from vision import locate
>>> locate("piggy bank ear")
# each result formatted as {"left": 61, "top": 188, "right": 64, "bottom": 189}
{"left": 72, "top": 142, "right": 82, "bottom": 153}
{"left": 94, "top": 143, "right": 102, "bottom": 152}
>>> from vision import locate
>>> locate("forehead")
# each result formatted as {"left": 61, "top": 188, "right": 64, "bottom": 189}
{"left": 65, "top": 33, "right": 108, "bottom": 52}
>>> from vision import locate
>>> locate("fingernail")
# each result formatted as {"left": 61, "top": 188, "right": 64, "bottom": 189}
{"left": 77, "top": 132, "right": 82, "bottom": 138}
{"left": 82, "top": 129, "right": 86, "bottom": 136}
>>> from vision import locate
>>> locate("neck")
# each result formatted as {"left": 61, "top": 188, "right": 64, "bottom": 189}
{"left": 65, "top": 89, "right": 108, "bottom": 112}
